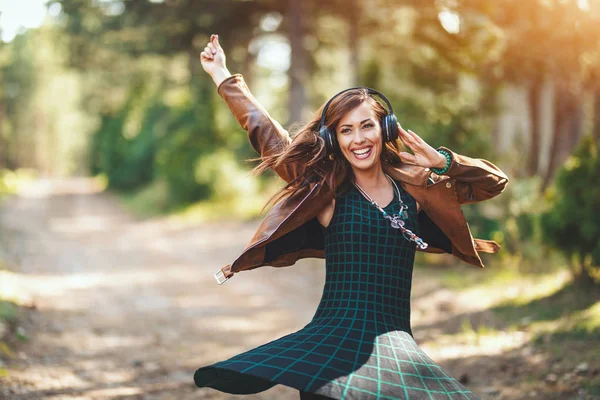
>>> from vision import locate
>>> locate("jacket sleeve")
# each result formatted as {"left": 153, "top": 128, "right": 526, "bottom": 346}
{"left": 432, "top": 146, "right": 509, "bottom": 204}
{"left": 217, "top": 74, "right": 302, "bottom": 183}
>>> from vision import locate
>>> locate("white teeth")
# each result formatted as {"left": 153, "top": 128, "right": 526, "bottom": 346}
{"left": 353, "top": 148, "right": 371, "bottom": 155}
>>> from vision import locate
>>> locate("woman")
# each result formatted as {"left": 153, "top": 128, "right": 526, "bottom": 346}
{"left": 194, "top": 34, "right": 508, "bottom": 400}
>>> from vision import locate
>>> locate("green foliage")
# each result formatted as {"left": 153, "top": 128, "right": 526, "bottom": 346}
{"left": 1, "top": 32, "right": 37, "bottom": 169}
{"left": 90, "top": 81, "right": 162, "bottom": 191}
{"left": 0, "top": 300, "right": 17, "bottom": 322}
{"left": 2, "top": 0, "right": 597, "bottom": 228}
{"left": 541, "top": 135, "right": 600, "bottom": 283}
{"left": 90, "top": 75, "right": 219, "bottom": 207}
{"left": 156, "top": 105, "right": 212, "bottom": 205}
{"left": 360, "top": 58, "right": 382, "bottom": 89}
{"left": 460, "top": 175, "right": 569, "bottom": 272}
{"left": 156, "top": 78, "right": 217, "bottom": 206}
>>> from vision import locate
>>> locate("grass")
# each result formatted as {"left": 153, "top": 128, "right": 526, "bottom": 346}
{"left": 0, "top": 264, "right": 33, "bottom": 365}
{"left": 582, "top": 380, "right": 600, "bottom": 397}
{"left": 0, "top": 272, "right": 26, "bottom": 374}
{"left": 0, "top": 300, "right": 17, "bottom": 322}
{"left": 442, "top": 262, "right": 600, "bottom": 340}
{"left": 428, "top": 262, "right": 600, "bottom": 397}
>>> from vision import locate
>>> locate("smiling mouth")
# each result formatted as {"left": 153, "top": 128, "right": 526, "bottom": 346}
{"left": 351, "top": 147, "right": 373, "bottom": 160}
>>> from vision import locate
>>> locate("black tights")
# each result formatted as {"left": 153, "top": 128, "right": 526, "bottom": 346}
{"left": 298, "top": 390, "right": 335, "bottom": 399}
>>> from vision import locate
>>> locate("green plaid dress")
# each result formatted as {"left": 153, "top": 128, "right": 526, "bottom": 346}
{"left": 194, "top": 178, "right": 480, "bottom": 399}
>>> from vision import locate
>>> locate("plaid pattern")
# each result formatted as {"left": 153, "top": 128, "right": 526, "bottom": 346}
{"left": 194, "top": 179, "right": 480, "bottom": 399}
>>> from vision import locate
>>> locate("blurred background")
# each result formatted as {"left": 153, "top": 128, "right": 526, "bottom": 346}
{"left": 0, "top": 0, "right": 599, "bottom": 399}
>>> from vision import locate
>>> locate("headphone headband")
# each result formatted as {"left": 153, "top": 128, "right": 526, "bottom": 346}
{"left": 318, "top": 87, "right": 394, "bottom": 132}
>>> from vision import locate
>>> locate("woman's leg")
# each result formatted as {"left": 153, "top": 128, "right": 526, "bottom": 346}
{"left": 298, "top": 390, "right": 335, "bottom": 399}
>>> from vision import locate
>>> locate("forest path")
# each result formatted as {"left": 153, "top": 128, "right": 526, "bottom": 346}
{"left": 0, "top": 178, "right": 519, "bottom": 399}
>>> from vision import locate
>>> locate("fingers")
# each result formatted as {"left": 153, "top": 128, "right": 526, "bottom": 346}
{"left": 213, "top": 34, "right": 223, "bottom": 50}
{"left": 401, "top": 127, "right": 418, "bottom": 144}
{"left": 397, "top": 124, "right": 421, "bottom": 142}
{"left": 407, "top": 129, "right": 423, "bottom": 143}
{"left": 202, "top": 41, "right": 216, "bottom": 60}
{"left": 202, "top": 34, "right": 222, "bottom": 62}
{"left": 398, "top": 124, "right": 408, "bottom": 136}
{"left": 399, "top": 127, "right": 426, "bottom": 153}
{"left": 202, "top": 46, "right": 213, "bottom": 61}
{"left": 201, "top": 51, "right": 211, "bottom": 62}
{"left": 399, "top": 151, "right": 417, "bottom": 164}
{"left": 398, "top": 126, "right": 417, "bottom": 150}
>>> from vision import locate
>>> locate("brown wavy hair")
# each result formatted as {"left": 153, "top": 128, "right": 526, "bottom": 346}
{"left": 250, "top": 88, "right": 407, "bottom": 212}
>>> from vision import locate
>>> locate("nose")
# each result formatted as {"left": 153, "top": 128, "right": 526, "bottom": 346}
{"left": 352, "top": 129, "right": 366, "bottom": 144}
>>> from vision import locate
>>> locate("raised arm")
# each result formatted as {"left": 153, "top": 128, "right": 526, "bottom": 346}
{"left": 201, "top": 35, "right": 301, "bottom": 183}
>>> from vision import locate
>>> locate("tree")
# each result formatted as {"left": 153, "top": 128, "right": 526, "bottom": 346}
{"left": 541, "top": 135, "right": 600, "bottom": 285}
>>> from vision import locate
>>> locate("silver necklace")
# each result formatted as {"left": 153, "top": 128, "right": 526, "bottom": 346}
{"left": 353, "top": 174, "right": 429, "bottom": 250}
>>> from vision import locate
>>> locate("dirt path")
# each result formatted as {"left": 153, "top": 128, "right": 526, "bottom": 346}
{"left": 0, "top": 178, "right": 551, "bottom": 399}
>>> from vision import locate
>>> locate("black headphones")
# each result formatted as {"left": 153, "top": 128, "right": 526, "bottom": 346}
{"left": 318, "top": 87, "right": 398, "bottom": 155}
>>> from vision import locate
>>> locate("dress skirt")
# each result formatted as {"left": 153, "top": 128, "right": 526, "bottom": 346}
{"left": 194, "top": 179, "right": 480, "bottom": 399}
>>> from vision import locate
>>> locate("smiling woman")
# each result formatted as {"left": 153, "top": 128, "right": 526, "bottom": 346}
{"left": 193, "top": 34, "right": 508, "bottom": 400}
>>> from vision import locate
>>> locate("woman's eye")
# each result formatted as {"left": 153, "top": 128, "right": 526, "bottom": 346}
{"left": 340, "top": 123, "right": 373, "bottom": 134}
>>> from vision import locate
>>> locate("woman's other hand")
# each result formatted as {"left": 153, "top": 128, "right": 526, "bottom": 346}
{"left": 397, "top": 126, "right": 447, "bottom": 169}
{"left": 200, "top": 34, "right": 231, "bottom": 87}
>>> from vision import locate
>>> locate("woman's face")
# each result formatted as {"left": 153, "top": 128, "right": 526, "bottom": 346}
{"left": 335, "top": 101, "right": 383, "bottom": 172}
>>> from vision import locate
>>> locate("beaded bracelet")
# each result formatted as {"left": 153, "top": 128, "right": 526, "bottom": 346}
{"left": 431, "top": 149, "right": 452, "bottom": 175}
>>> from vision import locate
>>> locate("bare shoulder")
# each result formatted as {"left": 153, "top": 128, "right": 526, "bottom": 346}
{"left": 317, "top": 197, "right": 336, "bottom": 228}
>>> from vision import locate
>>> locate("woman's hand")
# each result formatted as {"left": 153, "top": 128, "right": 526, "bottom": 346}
{"left": 397, "top": 126, "right": 447, "bottom": 169}
{"left": 200, "top": 34, "right": 231, "bottom": 87}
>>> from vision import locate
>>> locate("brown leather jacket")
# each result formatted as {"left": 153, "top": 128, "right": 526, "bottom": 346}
{"left": 213, "top": 74, "right": 509, "bottom": 284}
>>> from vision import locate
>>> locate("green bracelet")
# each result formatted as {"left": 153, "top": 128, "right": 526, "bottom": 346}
{"left": 431, "top": 149, "right": 452, "bottom": 175}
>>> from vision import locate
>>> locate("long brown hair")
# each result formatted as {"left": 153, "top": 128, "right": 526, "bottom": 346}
{"left": 250, "top": 88, "right": 406, "bottom": 212}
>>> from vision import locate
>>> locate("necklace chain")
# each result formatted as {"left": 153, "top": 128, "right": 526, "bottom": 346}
{"left": 352, "top": 174, "right": 429, "bottom": 250}
{"left": 353, "top": 174, "right": 407, "bottom": 215}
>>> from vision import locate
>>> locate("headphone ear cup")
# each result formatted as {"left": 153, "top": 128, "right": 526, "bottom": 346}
{"left": 319, "top": 126, "right": 332, "bottom": 154}
{"left": 320, "top": 126, "right": 339, "bottom": 155}
{"left": 383, "top": 114, "right": 398, "bottom": 142}
{"left": 329, "top": 128, "right": 340, "bottom": 155}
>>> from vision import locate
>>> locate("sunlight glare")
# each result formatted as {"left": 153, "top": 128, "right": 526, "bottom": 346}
{"left": 578, "top": 0, "right": 590, "bottom": 11}
{"left": 254, "top": 35, "right": 291, "bottom": 72}
{"left": 438, "top": 10, "right": 460, "bottom": 34}
{"left": 0, "top": 0, "right": 48, "bottom": 42}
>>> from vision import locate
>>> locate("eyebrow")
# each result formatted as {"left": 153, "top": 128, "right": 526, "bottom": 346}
{"left": 339, "top": 118, "right": 373, "bottom": 128}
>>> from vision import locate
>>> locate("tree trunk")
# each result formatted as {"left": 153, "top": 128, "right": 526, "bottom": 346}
{"left": 0, "top": 99, "right": 5, "bottom": 168}
{"left": 241, "top": 42, "right": 256, "bottom": 89}
{"left": 188, "top": 48, "right": 201, "bottom": 87}
{"left": 594, "top": 91, "right": 600, "bottom": 145}
{"left": 287, "top": 0, "right": 308, "bottom": 126}
{"left": 541, "top": 80, "right": 582, "bottom": 191}
{"left": 348, "top": 0, "right": 360, "bottom": 86}
{"left": 576, "top": 250, "right": 598, "bottom": 287}
{"left": 527, "top": 77, "right": 542, "bottom": 176}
